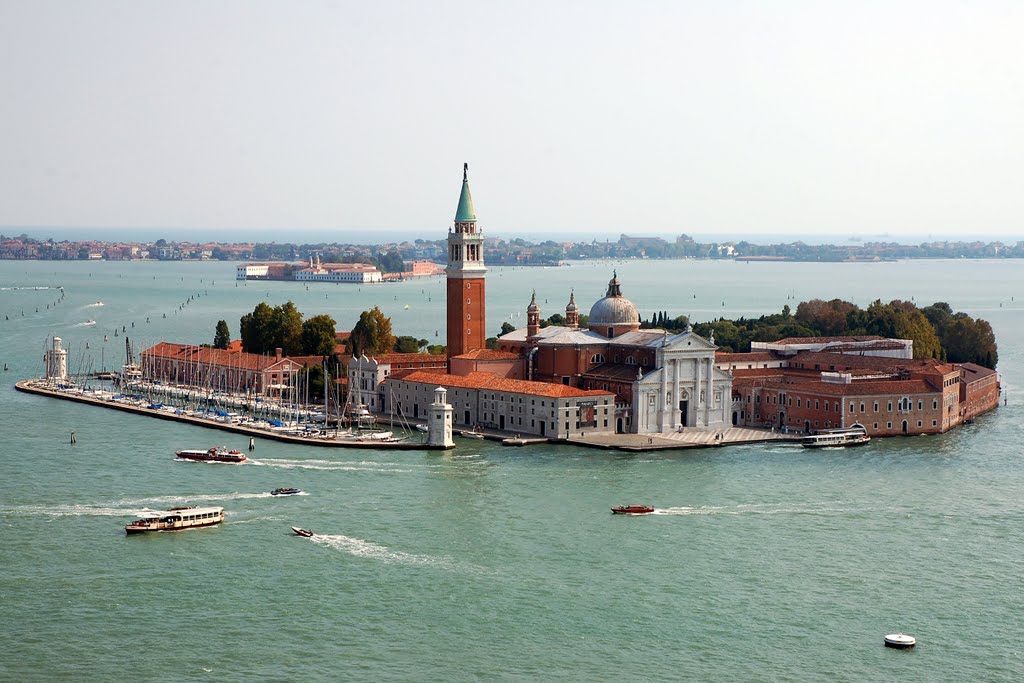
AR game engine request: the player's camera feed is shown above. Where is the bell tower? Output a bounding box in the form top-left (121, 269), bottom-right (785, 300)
top-left (446, 163), bottom-right (487, 359)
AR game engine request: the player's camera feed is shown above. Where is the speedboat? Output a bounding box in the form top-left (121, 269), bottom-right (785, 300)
top-left (415, 424), bottom-right (429, 433)
top-left (271, 487), bottom-right (302, 496)
top-left (611, 505), bottom-right (655, 515)
top-left (291, 527), bottom-right (314, 538)
top-left (461, 428), bottom-right (485, 439)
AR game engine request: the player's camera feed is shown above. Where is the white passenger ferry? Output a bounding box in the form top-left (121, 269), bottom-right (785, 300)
top-left (801, 426), bottom-right (870, 449)
top-left (124, 506), bottom-right (225, 534)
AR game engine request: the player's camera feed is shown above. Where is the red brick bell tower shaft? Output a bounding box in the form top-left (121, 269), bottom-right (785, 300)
top-left (446, 163), bottom-right (487, 359)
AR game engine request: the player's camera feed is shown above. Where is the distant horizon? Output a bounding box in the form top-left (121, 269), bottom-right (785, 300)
top-left (3, 225), bottom-right (1022, 248)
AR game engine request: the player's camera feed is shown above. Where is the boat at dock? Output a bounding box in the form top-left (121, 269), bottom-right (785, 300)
top-left (461, 428), bottom-right (485, 439)
top-left (611, 505), bottom-right (655, 515)
top-left (175, 446), bottom-right (248, 463)
top-left (271, 487), bottom-right (302, 496)
top-left (291, 527), bottom-right (314, 538)
top-left (801, 426), bottom-right (870, 449)
top-left (125, 506), bottom-right (224, 534)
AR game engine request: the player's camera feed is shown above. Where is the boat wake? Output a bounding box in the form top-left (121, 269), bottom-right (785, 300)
top-left (1, 504), bottom-right (153, 518)
top-left (249, 458), bottom-right (415, 473)
top-left (655, 502), bottom-right (854, 517)
top-left (86, 301), bottom-right (104, 307)
top-left (310, 533), bottom-right (470, 571)
top-left (116, 492), bottom-right (273, 505)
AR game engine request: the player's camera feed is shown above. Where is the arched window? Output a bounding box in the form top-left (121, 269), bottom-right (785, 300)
top-left (590, 353), bottom-right (605, 363)
top-left (625, 356), bottom-right (636, 365)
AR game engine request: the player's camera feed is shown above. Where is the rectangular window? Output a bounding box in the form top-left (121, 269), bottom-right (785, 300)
top-left (887, 422), bottom-right (892, 428)
top-left (873, 402), bottom-right (879, 412)
top-left (888, 401), bottom-right (893, 411)
top-left (849, 403), bottom-right (854, 413)
top-left (918, 400), bottom-right (923, 411)
top-left (917, 420), bottom-right (923, 428)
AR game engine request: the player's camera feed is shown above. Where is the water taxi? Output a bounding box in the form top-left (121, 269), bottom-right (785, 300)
top-left (125, 506), bottom-right (224, 534)
top-left (801, 427), bottom-right (870, 449)
top-left (175, 447), bottom-right (248, 463)
top-left (292, 527), bottom-right (314, 538)
top-left (460, 428), bottom-right (485, 439)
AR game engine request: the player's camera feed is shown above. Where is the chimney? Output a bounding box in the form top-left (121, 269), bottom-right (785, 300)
top-left (275, 347), bottom-right (283, 360)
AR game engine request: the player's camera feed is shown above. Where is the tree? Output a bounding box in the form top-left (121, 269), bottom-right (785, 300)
top-left (427, 344), bottom-right (446, 355)
top-left (301, 314), bottom-right (337, 356)
top-left (499, 322), bottom-right (515, 336)
top-left (271, 301), bottom-right (304, 356)
top-left (240, 302), bottom-right (275, 354)
top-left (394, 336), bottom-right (421, 353)
top-left (350, 306), bottom-right (396, 357)
top-left (213, 320), bottom-right (231, 349)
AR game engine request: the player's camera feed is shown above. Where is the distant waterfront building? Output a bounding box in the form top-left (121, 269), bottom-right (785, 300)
top-left (294, 256), bottom-right (383, 283)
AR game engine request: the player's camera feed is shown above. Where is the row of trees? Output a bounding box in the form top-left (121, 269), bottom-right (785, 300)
top-left (686, 299), bottom-right (997, 369)
top-left (231, 301), bottom-right (338, 357)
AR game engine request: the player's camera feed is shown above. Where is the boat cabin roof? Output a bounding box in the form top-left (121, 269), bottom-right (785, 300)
top-left (153, 506), bottom-right (224, 516)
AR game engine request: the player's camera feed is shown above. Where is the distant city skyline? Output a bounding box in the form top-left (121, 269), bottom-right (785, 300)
top-left (2, 1), bottom-right (1022, 237)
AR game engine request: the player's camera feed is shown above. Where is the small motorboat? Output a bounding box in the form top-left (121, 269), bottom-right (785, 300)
top-left (461, 428), bottom-right (485, 439)
top-left (272, 487), bottom-right (302, 496)
top-left (415, 424), bottom-right (429, 433)
top-left (611, 505), bottom-right (655, 515)
top-left (291, 527), bottom-right (314, 538)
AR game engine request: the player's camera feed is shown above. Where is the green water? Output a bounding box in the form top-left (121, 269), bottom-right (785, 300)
top-left (1, 259), bottom-right (1022, 681)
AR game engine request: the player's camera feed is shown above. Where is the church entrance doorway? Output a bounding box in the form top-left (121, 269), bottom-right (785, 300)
top-left (679, 400), bottom-right (688, 427)
top-left (732, 411), bottom-right (738, 426)
top-left (540, 422), bottom-right (546, 436)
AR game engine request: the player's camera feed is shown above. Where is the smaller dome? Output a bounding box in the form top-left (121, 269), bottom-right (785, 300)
top-left (565, 290), bottom-right (577, 312)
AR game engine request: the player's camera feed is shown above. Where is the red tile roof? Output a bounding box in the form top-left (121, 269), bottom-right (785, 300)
top-left (364, 353), bottom-right (448, 366)
top-left (450, 349), bottom-right (521, 361)
top-left (388, 370), bottom-right (613, 399)
top-left (141, 342), bottom-right (300, 371)
top-left (716, 352), bottom-right (779, 363)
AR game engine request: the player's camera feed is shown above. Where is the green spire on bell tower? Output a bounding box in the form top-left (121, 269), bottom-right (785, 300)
top-left (455, 162), bottom-right (477, 222)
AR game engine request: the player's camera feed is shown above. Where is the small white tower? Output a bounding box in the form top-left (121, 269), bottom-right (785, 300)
top-left (45, 336), bottom-right (68, 382)
top-left (428, 386), bottom-right (455, 448)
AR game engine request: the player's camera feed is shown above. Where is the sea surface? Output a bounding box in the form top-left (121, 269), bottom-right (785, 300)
top-left (1, 258), bottom-right (1022, 682)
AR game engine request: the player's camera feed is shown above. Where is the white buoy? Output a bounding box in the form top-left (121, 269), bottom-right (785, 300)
top-left (884, 633), bottom-right (916, 649)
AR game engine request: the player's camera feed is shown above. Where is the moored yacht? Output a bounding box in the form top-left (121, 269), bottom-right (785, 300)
top-left (125, 506), bottom-right (224, 534)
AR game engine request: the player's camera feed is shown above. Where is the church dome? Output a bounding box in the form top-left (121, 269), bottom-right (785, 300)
top-left (588, 272), bottom-right (641, 336)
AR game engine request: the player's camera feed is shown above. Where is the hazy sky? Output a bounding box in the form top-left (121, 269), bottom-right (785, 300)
top-left (2, 1), bottom-right (1022, 238)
